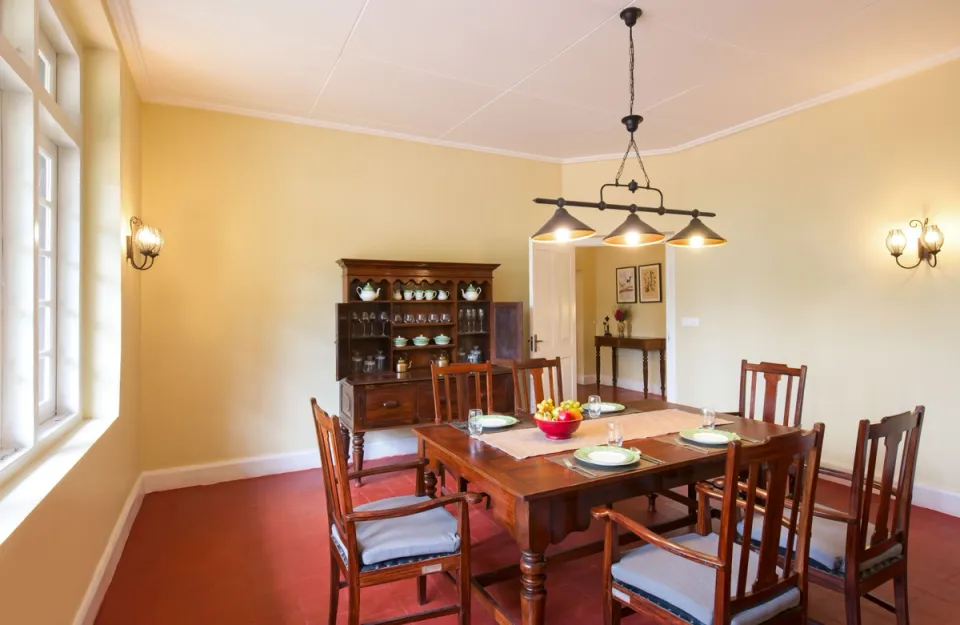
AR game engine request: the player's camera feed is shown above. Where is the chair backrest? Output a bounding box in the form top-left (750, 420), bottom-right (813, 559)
top-left (311, 399), bottom-right (353, 539)
top-left (716, 424), bottom-right (824, 622)
top-left (848, 406), bottom-right (924, 567)
top-left (510, 357), bottom-right (563, 413)
top-left (430, 361), bottom-right (494, 423)
top-left (738, 360), bottom-right (808, 427)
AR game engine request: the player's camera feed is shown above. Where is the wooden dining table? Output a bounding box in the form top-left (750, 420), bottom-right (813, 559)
top-left (412, 398), bottom-right (799, 625)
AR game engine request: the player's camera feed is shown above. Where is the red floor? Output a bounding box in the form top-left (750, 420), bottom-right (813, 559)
top-left (95, 387), bottom-right (960, 624)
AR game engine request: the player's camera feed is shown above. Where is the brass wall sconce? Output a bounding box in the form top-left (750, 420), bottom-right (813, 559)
top-left (885, 218), bottom-right (944, 269)
top-left (126, 216), bottom-right (164, 271)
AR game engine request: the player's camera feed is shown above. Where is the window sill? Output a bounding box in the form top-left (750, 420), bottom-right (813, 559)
top-left (0, 412), bottom-right (82, 484)
top-left (0, 415), bottom-right (114, 548)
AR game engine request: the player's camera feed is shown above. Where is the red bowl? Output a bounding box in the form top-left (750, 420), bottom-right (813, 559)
top-left (534, 417), bottom-right (582, 440)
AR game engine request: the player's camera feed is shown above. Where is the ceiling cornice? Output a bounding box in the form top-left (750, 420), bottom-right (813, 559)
top-left (106, 0), bottom-right (151, 98)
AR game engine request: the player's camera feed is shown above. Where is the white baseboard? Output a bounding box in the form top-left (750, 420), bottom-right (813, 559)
top-left (912, 484), bottom-right (960, 517)
top-left (577, 374), bottom-right (662, 395)
top-left (73, 474), bottom-right (144, 625)
top-left (578, 374), bottom-right (597, 385)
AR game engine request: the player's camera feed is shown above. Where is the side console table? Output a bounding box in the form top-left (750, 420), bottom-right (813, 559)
top-left (594, 335), bottom-right (666, 400)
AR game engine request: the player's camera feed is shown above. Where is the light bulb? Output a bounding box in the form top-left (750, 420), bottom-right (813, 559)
top-left (625, 231), bottom-right (640, 245)
top-left (554, 228), bottom-right (571, 242)
top-left (688, 235), bottom-right (704, 248)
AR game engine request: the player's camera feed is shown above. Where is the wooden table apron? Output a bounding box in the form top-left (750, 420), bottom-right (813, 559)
top-left (594, 335), bottom-right (666, 399)
top-left (412, 399), bottom-right (798, 625)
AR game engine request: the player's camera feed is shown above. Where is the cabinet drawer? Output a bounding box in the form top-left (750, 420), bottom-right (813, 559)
top-left (363, 384), bottom-right (418, 427)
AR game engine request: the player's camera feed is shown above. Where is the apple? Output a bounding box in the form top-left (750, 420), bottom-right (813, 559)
top-left (557, 408), bottom-right (581, 422)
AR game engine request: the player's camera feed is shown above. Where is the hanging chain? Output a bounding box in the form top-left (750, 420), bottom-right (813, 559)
top-left (614, 23), bottom-right (651, 188)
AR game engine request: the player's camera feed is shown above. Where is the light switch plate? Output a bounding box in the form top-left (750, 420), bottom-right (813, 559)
top-left (681, 317), bottom-right (700, 327)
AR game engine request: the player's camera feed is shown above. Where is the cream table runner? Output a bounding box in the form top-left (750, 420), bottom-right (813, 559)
top-left (476, 409), bottom-right (732, 460)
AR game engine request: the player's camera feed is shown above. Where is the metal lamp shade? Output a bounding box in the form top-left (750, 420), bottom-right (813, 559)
top-left (530, 207), bottom-right (596, 242)
top-left (666, 217), bottom-right (727, 247)
top-left (602, 213), bottom-right (664, 247)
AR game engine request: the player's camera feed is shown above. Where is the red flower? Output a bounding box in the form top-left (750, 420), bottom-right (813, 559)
top-left (614, 309), bottom-right (625, 321)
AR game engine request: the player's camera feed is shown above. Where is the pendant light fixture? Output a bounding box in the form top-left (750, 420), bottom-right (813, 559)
top-left (530, 7), bottom-right (726, 248)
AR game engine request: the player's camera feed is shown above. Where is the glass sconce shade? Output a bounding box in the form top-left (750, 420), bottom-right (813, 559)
top-left (602, 212), bottom-right (664, 246)
top-left (885, 229), bottom-right (907, 256)
top-left (531, 207), bottom-right (596, 242)
top-left (666, 217), bottom-right (727, 247)
top-left (921, 225), bottom-right (944, 253)
top-left (135, 224), bottom-right (165, 257)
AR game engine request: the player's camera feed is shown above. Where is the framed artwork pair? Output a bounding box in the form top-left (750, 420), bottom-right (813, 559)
top-left (616, 263), bottom-right (662, 304)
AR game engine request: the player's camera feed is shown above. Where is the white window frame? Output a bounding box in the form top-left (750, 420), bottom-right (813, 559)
top-left (37, 137), bottom-right (58, 424)
top-left (38, 29), bottom-right (57, 99)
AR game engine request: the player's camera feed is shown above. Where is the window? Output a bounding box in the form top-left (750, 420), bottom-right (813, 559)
top-left (37, 139), bottom-right (58, 423)
top-left (38, 30), bottom-right (57, 98)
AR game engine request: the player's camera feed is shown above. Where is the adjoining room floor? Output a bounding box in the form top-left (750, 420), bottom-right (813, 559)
top-left (96, 392), bottom-right (960, 624)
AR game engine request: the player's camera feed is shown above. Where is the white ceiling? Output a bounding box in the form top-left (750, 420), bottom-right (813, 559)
top-left (110, 0), bottom-right (960, 162)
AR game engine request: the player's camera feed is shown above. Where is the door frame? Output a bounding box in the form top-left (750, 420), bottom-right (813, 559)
top-left (527, 240), bottom-right (578, 396)
top-left (528, 237), bottom-right (678, 400)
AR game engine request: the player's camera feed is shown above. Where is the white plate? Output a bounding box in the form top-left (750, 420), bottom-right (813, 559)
top-left (477, 415), bottom-right (518, 429)
top-left (573, 445), bottom-right (640, 467)
top-left (678, 429), bottom-right (740, 445)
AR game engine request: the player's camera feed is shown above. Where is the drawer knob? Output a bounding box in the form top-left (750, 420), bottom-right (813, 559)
top-left (381, 401), bottom-right (400, 409)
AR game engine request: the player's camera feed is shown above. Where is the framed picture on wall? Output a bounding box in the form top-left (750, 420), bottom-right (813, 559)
top-left (638, 263), bottom-right (662, 303)
top-left (616, 266), bottom-right (637, 303)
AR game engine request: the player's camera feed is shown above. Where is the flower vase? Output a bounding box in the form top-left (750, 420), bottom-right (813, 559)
top-left (617, 321), bottom-right (625, 338)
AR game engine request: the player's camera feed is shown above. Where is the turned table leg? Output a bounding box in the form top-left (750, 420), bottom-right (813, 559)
top-left (339, 425), bottom-right (351, 464)
top-left (659, 349), bottom-right (666, 400)
top-left (611, 347), bottom-right (618, 401)
top-left (595, 345), bottom-right (601, 396)
top-left (352, 432), bottom-right (365, 486)
top-left (642, 349), bottom-right (650, 398)
top-left (520, 550), bottom-right (547, 625)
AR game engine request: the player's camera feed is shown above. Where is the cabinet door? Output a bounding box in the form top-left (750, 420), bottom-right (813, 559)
top-left (336, 304), bottom-right (351, 380)
top-left (491, 301), bottom-right (523, 363)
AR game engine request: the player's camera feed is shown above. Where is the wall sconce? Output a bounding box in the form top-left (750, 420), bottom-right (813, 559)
top-left (885, 218), bottom-right (944, 269)
top-left (126, 216), bottom-right (164, 271)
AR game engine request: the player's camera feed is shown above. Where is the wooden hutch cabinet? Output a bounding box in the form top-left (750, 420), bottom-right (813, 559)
top-left (335, 259), bottom-right (522, 475)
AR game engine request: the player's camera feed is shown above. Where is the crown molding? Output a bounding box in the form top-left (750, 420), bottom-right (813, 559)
top-left (105, 0), bottom-right (151, 97)
top-left (146, 94), bottom-right (565, 163)
top-left (561, 46), bottom-right (960, 164)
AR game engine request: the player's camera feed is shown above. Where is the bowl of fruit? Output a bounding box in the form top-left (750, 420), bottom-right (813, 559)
top-left (534, 399), bottom-right (583, 440)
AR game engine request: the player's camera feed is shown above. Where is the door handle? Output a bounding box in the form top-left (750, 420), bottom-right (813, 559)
top-left (530, 334), bottom-right (544, 352)
top-left (381, 401), bottom-right (400, 409)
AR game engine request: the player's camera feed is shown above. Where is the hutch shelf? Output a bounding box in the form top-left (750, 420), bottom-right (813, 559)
top-left (335, 259), bottom-right (522, 478)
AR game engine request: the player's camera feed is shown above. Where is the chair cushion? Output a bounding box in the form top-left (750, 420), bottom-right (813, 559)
top-left (611, 533), bottom-right (801, 625)
top-left (331, 495), bottom-right (460, 570)
top-left (736, 507), bottom-right (903, 574)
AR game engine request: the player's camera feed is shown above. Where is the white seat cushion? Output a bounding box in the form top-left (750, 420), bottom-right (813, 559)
top-left (736, 508), bottom-right (902, 574)
top-left (331, 495), bottom-right (460, 568)
top-left (611, 533), bottom-right (801, 625)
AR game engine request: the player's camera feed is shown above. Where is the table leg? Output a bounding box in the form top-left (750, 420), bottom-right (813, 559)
top-left (642, 349), bottom-right (650, 398)
top-left (659, 349), bottom-right (666, 400)
top-left (612, 347), bottom-right (618, 401)
top-left (339, 425), bottom-right (351, 464)
top-left (520, 550), bottom-right (547, 625)
top-left (595, 345), bottom-right (601, 396)
top-left (352, 432), bottom-right (365, 486)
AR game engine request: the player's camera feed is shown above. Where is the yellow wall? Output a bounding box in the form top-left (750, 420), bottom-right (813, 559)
top-left (575, 245), bottom-right (666, 389)
top-left (138, 104), bottom-right (560, 469)
top-left (0, 52), bottom-right (143, 624)
top-left (563, 59), bottom-right (960, 490)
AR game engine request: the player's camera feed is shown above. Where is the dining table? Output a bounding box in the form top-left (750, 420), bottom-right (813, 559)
top-left (412, 398), bottom-right (799, 625)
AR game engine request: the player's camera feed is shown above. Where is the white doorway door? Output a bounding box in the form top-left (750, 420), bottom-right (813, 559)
top-left (529, 242), bottom-right (577, 400)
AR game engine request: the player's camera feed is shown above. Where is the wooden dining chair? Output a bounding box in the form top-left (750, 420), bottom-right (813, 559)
top-left (430, 361), bottom-right (494, 423)
top-left (311, 399), bottom-right (484, 625)
top-left (773, 407), bottom-right (921, 625)
top-left (510, 357), bottom-right (563, 413)
top-left (595, 423), bottom-right (825, 625)
top-left (736, 360), bottom-right (808, 426)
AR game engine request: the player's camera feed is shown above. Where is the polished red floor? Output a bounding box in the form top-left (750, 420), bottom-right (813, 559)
top-left (96, 387), bottom-right (960, 624)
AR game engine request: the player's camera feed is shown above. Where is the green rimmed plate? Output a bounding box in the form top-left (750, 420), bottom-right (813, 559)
top-left (573, 445), bottom-right (640, 467)
top-left (678, 428), bottom-right (741, 446)
top-left (598, 402), bottom-right (626, 414)
top-left (476, 414), bottom-right (518, 429)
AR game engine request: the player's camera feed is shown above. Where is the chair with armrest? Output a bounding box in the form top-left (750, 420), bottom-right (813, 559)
top-left (510, 357), bottom-right (564, 413)
top-left (311, 399), bottom-right (484, 625)
top-left (721, 407), bottom-right (924, 625)
top-left (595, 423), bottom-right (825, 625)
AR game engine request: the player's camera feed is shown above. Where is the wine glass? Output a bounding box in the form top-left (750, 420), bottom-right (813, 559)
top-left (360, 312), bottom-right (369, 336)
top-left (380, 311), bottom-right (390, 335)
top-left (458, 307), bottom-right (464, 329)
top-left (701, 407), bottom-right (716, 430)
top-left (352, 312), bottom-right (360, 336)
top-left (607, 421), bottom-right (624, 447)
top-left (478, 308), bottom-right (484, 332)
top-left (466, 309), bottom-right (475, 333)
top-left (587, 395), bottom-right (602, 419)
top-left (467, 409), bottom-right (484, 436)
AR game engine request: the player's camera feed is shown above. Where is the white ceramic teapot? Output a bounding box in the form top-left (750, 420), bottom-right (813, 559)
top-left (461, 284), bottom-right (482, 301)
top-left (356, 282), bottom-right (380, 301)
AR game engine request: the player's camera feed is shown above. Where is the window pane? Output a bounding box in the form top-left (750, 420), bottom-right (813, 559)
top-left (38, 204), bottom-right (52, 251)
top-left (38, 152), bottom-right (52, 202)
top-left (39, 356), bottom-right (52, 403)
top-left (38, 305), bottom-right (52, 353)
top-left (38, 254), bottom-right (52, 302)
top-left (37, 53), bottom-right (50, 91)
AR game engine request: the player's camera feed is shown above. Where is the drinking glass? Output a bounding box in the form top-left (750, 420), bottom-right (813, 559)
top-left (429, 313), bottom-right (439, 323)
top-left (587, 395), bottom-right (602, 419)
top-left (394, 313), bottom-right (402, 323)
top-left (478, 309), bottom-right (484, 332)
top-left (352, 312), bottom-right (360, 335)
top-left (360, 312), bottom-right (369, 336)
top-left (607, 421), bottom-right (624, 447)
top-left (467, 309), bottom-right (475, 333)
top-left (467, 409), bottom-right (484, 436)
top-left (380, 312), bottom-right (390, 335)
top-left (417, 313), bottom-right (427, 323)
top-left (404, 313), bottom-right (414, 324)
top-left (701, 407), bottom-right (716, 430)
top-left (441, 313), bottom-right (451, 323)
